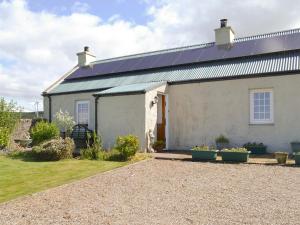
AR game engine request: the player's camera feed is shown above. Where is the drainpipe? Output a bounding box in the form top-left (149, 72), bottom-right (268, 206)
top-left (42, 92), bottom-right (52, 122)
top-left (94, 95), bottom-right (99, 134)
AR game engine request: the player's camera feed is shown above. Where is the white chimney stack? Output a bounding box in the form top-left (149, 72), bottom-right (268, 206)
top-left (77, 46), bottom-right (96, 67)
top-left (214, 19), bottom-right (235, 46)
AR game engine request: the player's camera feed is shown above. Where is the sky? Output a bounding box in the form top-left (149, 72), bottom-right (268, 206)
top-left (1, 0), bottom-right (300, 111)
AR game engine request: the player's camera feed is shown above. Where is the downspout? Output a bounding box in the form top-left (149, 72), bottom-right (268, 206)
top-left (94, 95), bottom-right (99, 134)
top-left (42, 92), bottom-right (52, 122)
top-left (48, 95), bottom-right (52, 122)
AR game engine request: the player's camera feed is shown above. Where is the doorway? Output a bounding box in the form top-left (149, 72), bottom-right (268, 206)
top-left (157, 94), bottom-right (166, 147)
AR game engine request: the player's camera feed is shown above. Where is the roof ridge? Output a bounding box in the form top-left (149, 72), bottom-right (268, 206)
top-left (91, 27), bottom-right (300, 65)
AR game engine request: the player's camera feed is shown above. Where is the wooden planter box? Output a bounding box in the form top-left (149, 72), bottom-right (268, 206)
top-left (192, 150), bottom-right (218, 161)
top-left (245, 146), bottom-right (267, 154)
top-left (294, 154), bottom-right (300, 165)
top-left (290, 142), bottom-right (300, 153)
top-left (220, 151), bottom-right (250, 162)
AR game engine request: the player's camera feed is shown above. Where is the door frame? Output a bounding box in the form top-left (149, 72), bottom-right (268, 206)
top-left (157, 93), bottom-right (169, 150)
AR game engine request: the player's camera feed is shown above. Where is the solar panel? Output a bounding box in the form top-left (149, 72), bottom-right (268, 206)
top-left (173, 48), bottom-right (204, 65)
top-left (284, 33), bottom-right (300, 51)
top-left (252, 36), bottom-right (285, 56)
top-left (66, 32), bottom-right (300, 80)
top-left (151, 51), bottom-right (181, 68)
top-left (112, 57), bottom-right (142, 74)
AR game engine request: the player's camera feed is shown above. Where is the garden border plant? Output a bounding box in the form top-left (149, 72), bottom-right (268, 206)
top-left (243, 142), bottom-right (267, 154)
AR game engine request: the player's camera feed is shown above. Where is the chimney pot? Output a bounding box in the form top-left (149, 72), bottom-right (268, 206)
top-left (84, 46), bottom-right (89, 52)
top-left (220, 19), bottom-right (227, 28)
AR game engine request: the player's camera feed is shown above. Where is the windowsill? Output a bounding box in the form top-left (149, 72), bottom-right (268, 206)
top-left (249, 123), bottom-right (275, 126)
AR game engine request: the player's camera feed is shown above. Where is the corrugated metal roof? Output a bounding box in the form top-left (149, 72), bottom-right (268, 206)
top-left (49, 51), bottom-right (300, 94)
top-left (95, 81), bottom-right (166, 96)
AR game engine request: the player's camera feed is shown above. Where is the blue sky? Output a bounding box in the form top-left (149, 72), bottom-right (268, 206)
top-left (0, 0), bottom-right (300, 112)
top-left (27, 0), bottom-right (150, 24)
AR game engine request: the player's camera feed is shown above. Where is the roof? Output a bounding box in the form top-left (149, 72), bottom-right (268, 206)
top-left (65, 28), bottom-right (300, 80)
top-left (49, 51), bottom-right (300, 94)
top-left (47, 28), bottom-right (300, 95)
top-left (95, 81), bottom-right (166, 96)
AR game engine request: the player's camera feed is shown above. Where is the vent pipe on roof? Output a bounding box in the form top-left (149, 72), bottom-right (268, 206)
top-left (215, 19), bottom-right (235, 46)
top-left (77, 46), bottom-right (96, 67)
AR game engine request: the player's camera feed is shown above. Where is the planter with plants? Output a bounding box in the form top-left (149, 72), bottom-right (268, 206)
top-left (191, 145), bottom-right (218, 161)
top-left (152, 140), bottom-right (165, 152)
top-left (290, 142), bottom-right (300, 153)
top-left (243, 142), bottom-right (267, 154)
top-left (274, 152), bottom-right (289, 164)
top-left (220, 148), bottom-right (251, 162)
top-left (294, 152), bottom-right (300, 166)
top-left (215, 135), bottom-right (229, 150)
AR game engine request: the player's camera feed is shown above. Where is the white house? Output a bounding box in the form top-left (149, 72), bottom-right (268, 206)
top-left (43, 19), bottom-right (300, 153)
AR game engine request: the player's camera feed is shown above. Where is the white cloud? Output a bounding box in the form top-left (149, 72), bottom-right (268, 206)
top-left (1, 0), bottom-right (300, 110)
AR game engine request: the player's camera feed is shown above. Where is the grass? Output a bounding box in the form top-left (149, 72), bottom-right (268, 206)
top-left (0, 153), bottom-right (149, 203)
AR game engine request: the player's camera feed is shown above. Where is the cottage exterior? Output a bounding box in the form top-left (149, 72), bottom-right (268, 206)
top-left (43, 20), bottom-right (300, 153)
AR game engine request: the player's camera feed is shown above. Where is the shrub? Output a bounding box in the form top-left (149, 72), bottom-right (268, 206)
top-left (223, 147), bottom-right (248, 153)
top-left (215, 134), bottom-right (229, 143)
top-left (152, 140), bottom-right (165, 151)
top-left (0, 127), bottom-right (9, 149)
top-left (243, 142), bottom-right (266, 148)
top-left (115, 135), bottom-right (139, 160)
top-left (0, 98), bottom-right (21, 148)
top-left (101, 149), bottom-right (124, 161)
top-left (80, 132), bottom-right (103, 160)
top-left (53, 110), bottom-right (75, 136)
top-left (30, 121), bottom-right (60, 145)
top-left (32, 137), bottom-right (74, 161)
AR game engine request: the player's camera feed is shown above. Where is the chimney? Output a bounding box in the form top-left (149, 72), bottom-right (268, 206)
top-left (77, 46), bottom-right (96, 67)
top-left (214, 19), bottom-right (235, 46)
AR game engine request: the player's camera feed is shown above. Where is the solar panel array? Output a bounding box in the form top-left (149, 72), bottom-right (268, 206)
top-left (66, 32), bottom-right (300, 80)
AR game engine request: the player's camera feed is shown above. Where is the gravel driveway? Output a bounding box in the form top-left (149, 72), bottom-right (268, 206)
top-left (1, 156), bottom-right (300, 225)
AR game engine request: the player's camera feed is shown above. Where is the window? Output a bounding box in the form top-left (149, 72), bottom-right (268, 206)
top-left (76, 101), bottom-right (89, 126)
top-left (250, 89), bottom-right (274, 124)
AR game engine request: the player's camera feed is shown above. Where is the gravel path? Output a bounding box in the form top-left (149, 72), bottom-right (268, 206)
top-left (1, 158), bottom-right (300, 225)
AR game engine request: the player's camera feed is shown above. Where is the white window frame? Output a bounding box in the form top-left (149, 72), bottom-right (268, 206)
top-left (76, 100), bottom-right (90, 126)
top-left (250, 89), bottom-right (274, 124)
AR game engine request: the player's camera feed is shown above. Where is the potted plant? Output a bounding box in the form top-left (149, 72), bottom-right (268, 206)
top-left (152, 140), bottom-right (165, 152)
top-left (274, 152), bottom-right (289, 164)
top-left (243, 142), bottom-right (267, 154)
top-left (191, 145), bottom-right (218, 161)
top-left (220, 148), bottom-right (251, 162)
top-left (215, 135), bottom-right (230, 150)
top-left (290, 142), bottom-right (300, 153)
top-left (294, 152), bottom-right (300, 166)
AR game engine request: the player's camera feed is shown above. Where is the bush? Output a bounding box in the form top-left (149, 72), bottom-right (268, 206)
top-left (215, 134), bottom-right (229, 143)
top-left (115, 135), bottom-right (139, 160)
top-left (53, 110), bottom-right (75, 135)
top-left (32, 137), bottom-right (74, 161)
top-left (80, 132), bottom-right (103, 160)
top-left (100, 149), bottom-right (124, 161)
top-left (152, 140), bottom-right (165, 151)
top-left (30, 121), bottom-right (60, 145)
top-left (0, 127), bottom-right (9, 149)
top-left (243, 142), bottom-right (266, 148)
top-left (0, 98), bottom-right (21, 148)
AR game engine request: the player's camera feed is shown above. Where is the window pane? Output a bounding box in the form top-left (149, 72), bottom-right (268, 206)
top-left (265, 92), bottom-right (270, 99)
top-left (254, 113), bottom-right (259, 120)
top-left (265, 113), bottom-right (270, 119)
top-left (254, 93), bottom-right (260, 100)
top-left (265, 106), bottom-right (270, 113)
top-left (254, 106), bottom-right (260, 113)
top-left (259, 93), bottom-right (264, 99)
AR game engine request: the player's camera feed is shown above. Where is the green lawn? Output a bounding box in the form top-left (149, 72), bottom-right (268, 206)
top-left (0, 154), bottom-right (145, 203)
